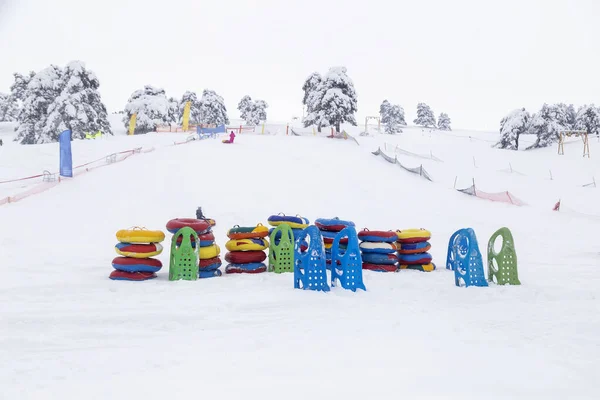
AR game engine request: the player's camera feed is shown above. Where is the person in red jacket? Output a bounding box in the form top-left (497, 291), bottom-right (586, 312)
top-left (223, 130), bottom-right (236, 144)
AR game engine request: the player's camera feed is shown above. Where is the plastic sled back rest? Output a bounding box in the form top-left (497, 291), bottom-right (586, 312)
top-left (487, 227), bottom-right (520, 285)
top-left (447, 228), bottom-right (488, 287)
top-left (331, 226), bottom-right (366, 292)
top-left (269, 223), bottom-right (295, 273)
top-left (294, 225), bottom-right (330, 292)
top-left (170, 226), bottom-right (199, 281)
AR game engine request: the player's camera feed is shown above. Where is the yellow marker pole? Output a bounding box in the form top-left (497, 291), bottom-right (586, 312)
top-left (128, 113), bottom-right (137, 135)
top-left (182, 101), bottom-right (191, 132)
top-left (261, 124), bottom-right (265, 134)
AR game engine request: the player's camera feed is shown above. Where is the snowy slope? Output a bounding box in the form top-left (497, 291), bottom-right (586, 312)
top-left (1, 125), bottom-right (599, 399)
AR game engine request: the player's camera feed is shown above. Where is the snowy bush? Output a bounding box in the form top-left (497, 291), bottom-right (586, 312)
top-left (302, 66), bottom-right (358, 133)
top-left (122, 85), bottom-right (173, 134)
top-left (413, 103), bottom-right (436, 127)
top-left (238, 95), bottom-right (268, 125)
top-left (13, 62), bottom-right (111, 144)
top-left (575, 104), bottom-right (600, 136)
top-left (495, 108), bottom-right (530, 150)
top-left (198, 89), bottom-right (229, 126)
top-left (178, 91), bottom-right (200, 125)
top-left (437, 113), bottom-right (451, 131)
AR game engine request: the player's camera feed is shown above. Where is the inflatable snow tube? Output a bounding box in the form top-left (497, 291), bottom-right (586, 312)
top-left (175, 231), bottom-right (215, 248)
top-left (398, 241), bottom-right (431, 254)
top-left (361, 252), bottom-right (398, 265)
top-left (358, 229), bottom-right (397, 243)
top-left (398, 252), bottom-right (433, 265)
top-left (320, 229), bottom-right (349, 245)
top-left (315, 217), bottom-right (355, 232)
top-left (267, 214), bottom-right (310, 229)
top-left (225, 251), bottom-right (267, 264)
top-left (400, 263), bottom-right (436, 272)
top-left (396, 228), bottom-right (431, 244)
top-left (225, 263), bottom-right (267, 274)
top-left (116, 228), bottom-right (165, 244)
top-left (109, 270), bottom-right (157, 281)
top-left (198, 256), bottom-right (222, 271)
top-left (359, 241), bottom-right (397, 254)
top-left (227, 224), bottom-right (269, 239)
top-left (199, 269), bottom-right (222, 278)
top-left (268, 227), bottom-right (305, 239)
top-left (225, 238), bottom-right (269, 252)
top-left (199, 244), bottom-right (221, 260)
top-left (112, 256), bottom-right (163, 273)
top-left (362, 263), bottom-right (398, 272)
top-left (166, 218), bottom-right (212, 235)
top-left (114, 242), bottom-right (163, 258)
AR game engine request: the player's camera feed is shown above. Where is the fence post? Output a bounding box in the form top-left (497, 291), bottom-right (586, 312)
top-left (549, 169), bottom-right (553, 180)
top-left (473, 156), bottom-right (477, 168)
top-left (286, 124), bottom-right (289, 135)
top-left (509, 163), bottom-right (513, 173)
top-left (261, 124), bottom-right (265, 134)
top-left (453, 176), bottom-right (457, 188)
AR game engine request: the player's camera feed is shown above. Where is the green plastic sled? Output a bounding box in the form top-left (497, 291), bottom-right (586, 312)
top-left (487, 227), bottom-right (520, 285)
top-left (169, 226), bottom-right (199, 281)
top-left (268, 223), bottom-right (295, 273)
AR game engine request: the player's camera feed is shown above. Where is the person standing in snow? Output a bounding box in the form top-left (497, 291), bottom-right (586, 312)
top-left (229, 130), bottom-right (235, 143)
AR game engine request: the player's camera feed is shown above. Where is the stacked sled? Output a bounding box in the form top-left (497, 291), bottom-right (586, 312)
top-left (225, 224), bottom-right (269, 274)
top-left (110, 228), bottom-right (165, 281)
top-left (357, 229), bottom-right (399, 272)
top-left (267, 213), bottom-right (310, 248)
top-left (396, 228), bottom-right (435, 271)
top-left (167, 218), bottom-right (222, 279)
top-left (315, 217), bottom-right (355, 268)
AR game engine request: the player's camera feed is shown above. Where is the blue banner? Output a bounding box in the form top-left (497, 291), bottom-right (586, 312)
top-left (59, 130), bottom-right (73, 177)
top-left (197, 125), bottom-right (226, 134)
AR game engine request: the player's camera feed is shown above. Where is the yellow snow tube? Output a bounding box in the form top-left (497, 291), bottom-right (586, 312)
top-left (199, 244), bottom-right (221, 260)
top-left (395, 228), bottom-right (431, 243)
top-left (225, 238), bottom-right (269, 251)
top-left (116, 227), bottom-right (165, 244)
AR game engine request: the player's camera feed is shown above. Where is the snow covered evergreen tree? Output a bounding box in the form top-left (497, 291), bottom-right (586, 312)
top-left (301, 72), bottom-right (325, 131)
top-left (238, 95), bottom-right (253, 121)
top-left (383, 104), bottom-right (404, 134)
top-left (437, 112), bottom-right (451, 131)
top-left (14, 65), bottom-right (64, 144)
top-left (314, 66), bottom-right (358, 133)
top-left (556, 103), bottom-right (577, 130)
top-left (527, 104), bottom-right (566, 149)
top-left (413, 103), bottom-right (436, 127)
top-left (0, 93), bottom-right (19, 121)
top-left (380, 99), bottom-right (405, 127)
top-left (379, 100), bottom-right (391, 121)
top-left (178, 91), bottom-right (201, 124)
top-left (198, 89), bottom-right (229, 126)
top-left (10, 71), bottom-right (36, 102)
top-left (122, 85), bottom-right (172, 134)
top-left (575, 104), bottom-right (600, 136)
top-left (495, 108), bottom-right (530, 150)
top-left (168, 97), bottom-right (179, 125)
top-left (237, 95), bottom-right (268, 125)
top-left (42, 61), bottom-right (112, 141)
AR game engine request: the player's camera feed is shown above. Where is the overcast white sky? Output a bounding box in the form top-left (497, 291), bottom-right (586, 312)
top-left (0, 0), bottom-right (599, 131)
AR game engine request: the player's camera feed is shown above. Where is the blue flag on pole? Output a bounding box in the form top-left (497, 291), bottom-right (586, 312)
top-left (59, 130), bottom-right (73, 177)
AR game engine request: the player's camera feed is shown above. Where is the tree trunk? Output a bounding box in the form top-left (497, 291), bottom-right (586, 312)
top-left (317, 123), bottom-right (321, 133)
top-left (336, 121), bottom-right (340, 133)
top-left (515, 133), bottom-right (519, 150)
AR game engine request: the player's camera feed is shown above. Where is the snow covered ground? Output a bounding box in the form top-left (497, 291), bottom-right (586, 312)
top-left (1, 121), bottom-right (599, 399)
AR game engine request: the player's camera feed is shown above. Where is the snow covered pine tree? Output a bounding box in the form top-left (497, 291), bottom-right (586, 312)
top-left (495, 108), bottom-right (530, 150)
top-left (527, 104), bottom-right (567, 149)
top-left (0, 92), bottom-right (19, 122)
top-left (301, 72), bottom-right (326, 132)
top-left (178, 91), bottom-right (201, 125)
top-left (437, 113), bottom-right (451, 131)
top-left (312, 66), bottom-right (358, 134)
top-left (575, 104), bottom-right (600, 136)
top-left (43, 61), bottom-right (112, 141)
top-left (238, 96), bottom-right (268, 126)
top-left (413, 103), bottom-right (436, 128)
top-left (122, 85), bottom-right (173, 134)
top-left (198, 89), bottom-right (229, 126)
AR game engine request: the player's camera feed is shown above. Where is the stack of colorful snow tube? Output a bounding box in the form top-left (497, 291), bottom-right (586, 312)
top-left (110, 227), bottom-right (165, 281)
top-left (167, 218), bottom-right (222, 278)
top-left (315, 217), bottom-right (355, 268)
top-left (267, 213), bottom-right (310, 248)
top-left (396, 228), bottom-right (435, 272)
top-left (224, 224), bottom-right (269, 274)
top-left (357, 229), bottom-right (399, 272)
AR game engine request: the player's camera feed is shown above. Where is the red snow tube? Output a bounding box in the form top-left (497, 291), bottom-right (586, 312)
top-left (322, 237), bottom-right (349, 245)
top-left (175, 231), bottom-right (215, 245)
top-left (109, 270), bottom-right (157, 281)
top-left (362, 263), bottom-right (398, 272)
top-left (224, 251), bottom-right (267, 264)
top-left (358, 229), bottom-right (398, 243)
top-left (166, 218), bottom-right (211, 234)
top-left (199, 256), bottom-right (222, 268)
